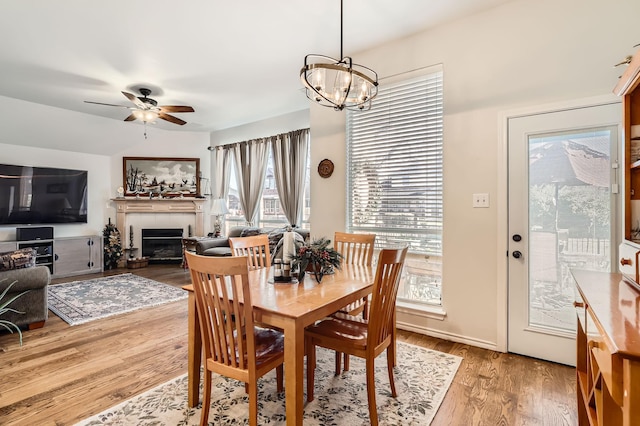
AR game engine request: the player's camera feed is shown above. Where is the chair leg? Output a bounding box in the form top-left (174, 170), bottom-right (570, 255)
top-left (248, 381), bottom-right (258, 426)
top-left (334, 351), bottom-right (342, 376)
top-left (386, 348), bottom-right (398, 397)
top-left (362, 297), bottom-right (369, 320)
top-left (343, 352), bottom-right (350, 371)
top-left (200, 371), bottom-right (212, 426)
top-left (365, 358), bottom-right (379, 426)
top-left (276, 364), bottom-right (284, 393)
top-left (307, 338), bottom-right (316, 402)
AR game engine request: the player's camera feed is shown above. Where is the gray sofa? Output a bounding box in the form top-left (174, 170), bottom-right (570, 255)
top-left (0, 266), bottom-right (50, 329)
top-left (196, 226), bottom-right (310, 258)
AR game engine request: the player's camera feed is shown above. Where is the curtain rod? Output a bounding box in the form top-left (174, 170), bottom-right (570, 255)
top-left (207, 127), bottom-right (309, 151)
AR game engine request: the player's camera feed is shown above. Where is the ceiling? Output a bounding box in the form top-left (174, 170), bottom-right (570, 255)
top-left (0, 0), bottom-right (512, 134)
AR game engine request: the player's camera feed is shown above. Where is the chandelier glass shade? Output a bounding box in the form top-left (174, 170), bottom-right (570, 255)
top-left (300, 0), bottom-right (378, 111)
top-left (301, 54), bottom-right (378, 111)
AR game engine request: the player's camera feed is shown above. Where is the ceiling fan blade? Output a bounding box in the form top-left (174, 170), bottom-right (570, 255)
top-left (84, 101), bottom-right (130, 108)
top-left (159, 105), bottom-right (195, 113)
top-left (122, 91), bottom-right (147, 109)
top-left (159, 113), bottom-right (187, 125)
top-left (124, 114), bottom-right (137, 122)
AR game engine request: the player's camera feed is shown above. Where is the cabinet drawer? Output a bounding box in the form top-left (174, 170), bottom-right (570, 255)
top-left (619, 242), bottom-right (640, 284)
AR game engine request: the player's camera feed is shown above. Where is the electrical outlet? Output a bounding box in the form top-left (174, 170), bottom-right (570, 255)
top-left (473, 193), bottom-right (489, 208)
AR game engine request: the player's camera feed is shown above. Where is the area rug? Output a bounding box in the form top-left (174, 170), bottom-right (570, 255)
top-left (76, 342), bottom-right (461, 426)
top-left (48, 273), bottom-right (187, 326)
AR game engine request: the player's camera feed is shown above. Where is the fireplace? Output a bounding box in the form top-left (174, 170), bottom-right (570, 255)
top-left (142, 228), bottom-right (183, 264)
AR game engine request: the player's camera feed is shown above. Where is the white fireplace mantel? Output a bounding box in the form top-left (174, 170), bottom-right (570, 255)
top-left (112, 198), bottom-right (206, 240)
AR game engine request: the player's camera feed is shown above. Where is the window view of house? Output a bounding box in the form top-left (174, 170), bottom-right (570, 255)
top-left (347, 67), bottom-right (444, 307)
top-left (528, 129), bottom-right (614, 331)
top-left (226, 148), bottom-right (311, 230)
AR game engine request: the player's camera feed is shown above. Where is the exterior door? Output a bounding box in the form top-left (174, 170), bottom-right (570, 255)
top-left (507, 102), bottom-right (619, 365)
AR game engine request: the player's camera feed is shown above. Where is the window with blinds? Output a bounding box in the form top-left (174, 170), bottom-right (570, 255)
top-left (346, 67), bottom-right (443, 257)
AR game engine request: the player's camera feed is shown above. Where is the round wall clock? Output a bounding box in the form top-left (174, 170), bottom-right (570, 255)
top-left (318, 159), bottom-right (334, 178)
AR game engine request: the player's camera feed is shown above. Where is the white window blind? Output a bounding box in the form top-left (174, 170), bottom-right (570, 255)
top-left (346, 68), bottom-right (443, 256)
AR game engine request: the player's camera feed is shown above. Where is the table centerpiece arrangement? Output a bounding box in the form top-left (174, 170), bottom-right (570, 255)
top-left (292, 237), bottom-right (342, 282)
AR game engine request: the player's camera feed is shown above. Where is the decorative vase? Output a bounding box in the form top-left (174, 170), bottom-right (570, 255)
top-left (307, 261), bottom-right (323, 283)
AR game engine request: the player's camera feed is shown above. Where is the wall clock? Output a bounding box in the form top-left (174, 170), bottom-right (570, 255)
top-left (318, 159), bottom-right (334, 178)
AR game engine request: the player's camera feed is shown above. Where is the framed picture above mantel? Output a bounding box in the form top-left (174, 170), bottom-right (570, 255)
top-left (123, 157), bottom-right (200, 197)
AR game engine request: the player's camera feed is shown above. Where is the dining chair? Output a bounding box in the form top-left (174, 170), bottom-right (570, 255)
top-left (333, 231), bottom-right (376, 371)
top-left (229, 234), bottom-right (272, 270)
top-left (334, 231), bottom-right (376, 317)
top-left (305, 246), bottom-right (408, 426)
top-left (185, 251), bottom-right (284, 426)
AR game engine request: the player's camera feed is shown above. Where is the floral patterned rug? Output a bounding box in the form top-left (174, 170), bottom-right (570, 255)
top-left (48, 273), bottom-right (187, 326)
top-left (76, 342), bottom-right (461, 426)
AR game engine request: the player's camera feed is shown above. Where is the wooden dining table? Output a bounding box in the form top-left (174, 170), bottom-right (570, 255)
top-left (182, 263), bottom-right (375, 426)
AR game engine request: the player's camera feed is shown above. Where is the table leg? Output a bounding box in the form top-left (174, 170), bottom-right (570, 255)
top-left (187, 291), bottom-right (202, 408)
top-left (283, 319), bottom-right (305, 426)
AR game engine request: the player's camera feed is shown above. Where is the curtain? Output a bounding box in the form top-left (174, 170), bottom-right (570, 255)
top-left (212, 146), bottom-right (231, 199)
top-left (231, 139), bottom-right (270, 225)
top-left (271, 129), bottom-right (310, 227)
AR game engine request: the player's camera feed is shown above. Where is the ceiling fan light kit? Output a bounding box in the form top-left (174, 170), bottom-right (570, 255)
top-left (84, 87), bottom-right (194, 126)
top-left (300, 0), bottom-right (378, 111)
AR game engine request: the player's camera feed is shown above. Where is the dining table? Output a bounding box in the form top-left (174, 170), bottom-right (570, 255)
top-left (182, 263), bottom-right (375, 426)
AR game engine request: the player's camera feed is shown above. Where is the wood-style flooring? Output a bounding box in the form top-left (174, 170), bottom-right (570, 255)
top-left (0, 265), bottom-right (576, 425)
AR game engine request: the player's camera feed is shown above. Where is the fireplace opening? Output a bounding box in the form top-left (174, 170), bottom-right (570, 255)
top-left (142, 228), bottom-right (183, 264)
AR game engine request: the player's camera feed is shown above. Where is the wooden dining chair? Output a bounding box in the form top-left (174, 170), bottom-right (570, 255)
top-left (334, 231), bottom-right (376, 317)
top-left (305, 246), bottom-right (408, 426)
top-left (185, 251), bottom-right (284, 426)
top-left (229, 234), bottom-right (272, 270)
top-left (333, 231), bottom-right (376, 371)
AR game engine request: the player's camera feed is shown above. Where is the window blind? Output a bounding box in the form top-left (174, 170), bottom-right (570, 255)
top-left (346, 69), bottom-right (443, 255)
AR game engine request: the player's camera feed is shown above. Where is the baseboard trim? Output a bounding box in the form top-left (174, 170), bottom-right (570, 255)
top-left (397, 321), bottom-right (500, 352)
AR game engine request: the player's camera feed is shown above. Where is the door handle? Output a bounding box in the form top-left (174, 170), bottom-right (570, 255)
top-left (512, 250), bottom-right (523, 259)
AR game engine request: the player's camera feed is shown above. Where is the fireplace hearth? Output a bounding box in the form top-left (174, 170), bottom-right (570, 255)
top-left (142, 228), bottom-right (183, 264)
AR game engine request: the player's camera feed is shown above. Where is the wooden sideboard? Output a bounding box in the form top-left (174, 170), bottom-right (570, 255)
top-left (572, 270), bottom-right (640, 425)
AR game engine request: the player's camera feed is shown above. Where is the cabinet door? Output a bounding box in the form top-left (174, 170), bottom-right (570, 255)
top-left (54, 238), bottom-right (92, 277)
top-left (89, 235), bottom-right (103, 272)
top-left (0, 242), bottom-right (17, 253)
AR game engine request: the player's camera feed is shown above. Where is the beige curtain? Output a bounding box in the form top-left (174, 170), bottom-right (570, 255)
top-left (231, 139), bottom-right (270, 225)
top-left (212, 146), bottom-right (231, 199)
top-left (271, 129), bottom-right (310, 227)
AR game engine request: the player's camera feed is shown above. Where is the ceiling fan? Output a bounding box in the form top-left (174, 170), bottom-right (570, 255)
top-left (84, 88), bottom-right (194, 125)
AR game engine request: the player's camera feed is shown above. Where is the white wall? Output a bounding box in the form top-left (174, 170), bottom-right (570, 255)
top-left (0, 95), bottom-right (211, 246)
top-left (210, 109), bottom-right (309, 146)
top-left (310, 0), bottom-right (640, 349)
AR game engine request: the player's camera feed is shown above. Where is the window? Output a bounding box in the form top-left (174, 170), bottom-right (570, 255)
top-left (346, 66), bottom-right (443, 307)
top-left (226, 146), bottom-right (311, 230)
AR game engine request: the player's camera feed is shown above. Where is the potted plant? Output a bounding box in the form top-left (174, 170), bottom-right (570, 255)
top-left (292, 237), bottom-right (342, 282)
top-left (0, 280), bottom-right (29, 345)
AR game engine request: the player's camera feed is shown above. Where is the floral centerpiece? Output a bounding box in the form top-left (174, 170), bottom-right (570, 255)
top-left (292, 237), bottom-right (342, 282)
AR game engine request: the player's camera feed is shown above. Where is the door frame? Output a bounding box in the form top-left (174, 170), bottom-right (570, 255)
top-left (496, 94), bottom-right (621, 353)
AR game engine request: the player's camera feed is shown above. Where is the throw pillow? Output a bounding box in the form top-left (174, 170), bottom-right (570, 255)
top-left (0, 248), bottom-right (37, 271)
top-left (240, 227), bottom-right (261, 237)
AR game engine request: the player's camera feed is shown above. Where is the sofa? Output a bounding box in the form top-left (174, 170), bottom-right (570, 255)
top-left (195, 226), bottom-right (310, 258)
top-left (0, 265), bottom-right (50, 329)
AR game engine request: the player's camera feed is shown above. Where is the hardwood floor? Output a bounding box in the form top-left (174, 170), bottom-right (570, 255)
top-left (0, 265), bottom-right (576, 425)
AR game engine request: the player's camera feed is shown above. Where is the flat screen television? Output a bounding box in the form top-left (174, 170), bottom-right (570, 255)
top-left (0, 163), bottom-right (88, 225)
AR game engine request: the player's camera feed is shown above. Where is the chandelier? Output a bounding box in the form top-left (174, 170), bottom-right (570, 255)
top-left (300, 0), bottom-right (378, 111)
